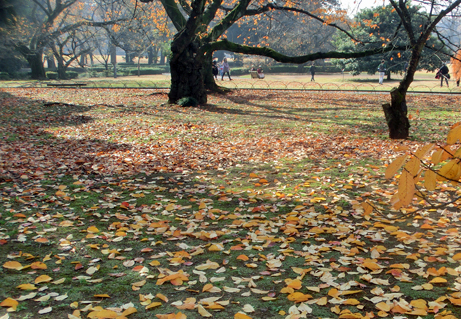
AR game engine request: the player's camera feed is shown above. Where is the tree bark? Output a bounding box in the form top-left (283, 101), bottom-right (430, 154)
top-left (46, 56), bottom-right (56, 69)
top-left (169, 41), bottom-right (207, 104)
top-left (28, 51), bottom-right (46, 79)
top-left (148, 47), bottom-right (154, 65)
top-left (382, 87), bottom-right (410, 139)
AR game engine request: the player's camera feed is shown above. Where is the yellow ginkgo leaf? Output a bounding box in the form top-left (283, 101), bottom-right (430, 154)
top-left (16, 284), bottom-right (37, 290)
top-left (376, 302), bottom-right (391, 312)
top-left (146, 302), bottom-right (162, 310)
top-left (0, 298), bottom-right (18, 310)
top-left (3, 261), bottom-right (23, 270)
top-left (121, 307), bottom-right (137, 316)
top-left (87, 226), bottom-right (100, 233)
top-left (35, 275), bottom-right (52, 284)
top-left (87, 309), bottom-right (119, 318)
top-left (235, 312), bottom-right (252, 319)
top-left (430, 277), bottom-right (447, 284)
top-left (197, 305), bottom-right (212, 317)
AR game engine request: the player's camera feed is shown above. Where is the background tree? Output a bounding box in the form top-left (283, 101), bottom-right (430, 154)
top-left (8, 0), bottom-right (123, 79)
top-left (381, 0), bottom-right (461, 139)
top-left (333, 4), bottom-right (447, 79)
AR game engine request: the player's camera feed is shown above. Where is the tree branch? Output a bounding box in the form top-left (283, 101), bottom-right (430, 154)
top-left (203, 39), bottom-right (407, 64)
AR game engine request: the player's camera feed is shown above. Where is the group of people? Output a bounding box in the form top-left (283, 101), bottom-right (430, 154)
top-left (249, 65), bottom-right (265, 78)
top-left (212, 57), bottom-right (460, 87)
top-left (212, 58), bottom-right (232, 81)
top-left (379, 59), bottom-right (460, 87)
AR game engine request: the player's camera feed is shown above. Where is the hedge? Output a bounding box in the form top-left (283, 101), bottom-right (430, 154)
top-left (67, 71), bottom-right (79, 79)
top-left (0, 72), bottom-right (10, 80)
top-left (46, 71), bottom-right (58, 79)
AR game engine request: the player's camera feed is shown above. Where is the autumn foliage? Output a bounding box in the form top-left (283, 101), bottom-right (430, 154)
top-left (1, 88), bottom-right (461, 319)
top-left (386, 122), bottom-right (461, 210)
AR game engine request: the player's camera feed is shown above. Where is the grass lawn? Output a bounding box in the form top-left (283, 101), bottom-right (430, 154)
top-left (1, 71), bottom-right (460, 93)
top-left (0, 87), bottom-right (461, 319)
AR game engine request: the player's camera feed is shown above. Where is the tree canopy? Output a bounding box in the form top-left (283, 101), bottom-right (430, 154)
top-left (333, 4), bottom-right (448, 78)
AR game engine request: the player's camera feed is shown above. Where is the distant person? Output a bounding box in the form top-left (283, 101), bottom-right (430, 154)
top-left (378, 60), bottom-right (386, 85)
top-left (250, 65), bottom-right (256, 72)
top-left (212, 60), bottom-right (218, 80)
top-left (437, 63), bottom-right (450, 87)
top-left (221, 58), bottom-right (231, 80)
top-left (310, 63), bottom-right (316, 81)
top-left (219, 61), bottom-right (224, 78)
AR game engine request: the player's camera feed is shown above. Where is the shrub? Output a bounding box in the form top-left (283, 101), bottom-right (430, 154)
top-left (0, 72), bottom-right (10, 80)
top-left (177, 97), bottom-right (199, 107)
top-left (67, 71), bottom-right (79, 79)
top-left (46, 71), bottom-right (58, 80)
top-left (127, 67), bottom-right (166, 76)
top-left (88, 67), bottom-right (110, 73)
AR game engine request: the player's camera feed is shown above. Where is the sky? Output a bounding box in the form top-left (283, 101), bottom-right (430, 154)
top-left (339, 0), bottom-right (386, 15)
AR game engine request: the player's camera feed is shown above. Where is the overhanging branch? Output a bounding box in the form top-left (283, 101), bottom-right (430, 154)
top-left (203, 39), bottom-right (407, 64)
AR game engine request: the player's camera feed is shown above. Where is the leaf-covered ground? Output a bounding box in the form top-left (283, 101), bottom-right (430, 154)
top-left (1, 88), bottom-right (461, 319)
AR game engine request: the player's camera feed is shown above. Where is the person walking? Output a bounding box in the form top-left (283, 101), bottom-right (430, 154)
top-left (221, 58), bottom-right (231, 80)
top-left (309, 63), bottom-right (316, 81)
top-left (437, 63), bottom-right (450, 87)
top-left (378, 60), bottom-right (386, 85)
top-left (212, 60), bottom-right (218, 80)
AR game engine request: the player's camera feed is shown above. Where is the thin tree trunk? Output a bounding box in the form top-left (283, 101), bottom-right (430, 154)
top-left (382, 87), bottom-right (410, 139)
top-left (148, 47), bottom-right (153, 65)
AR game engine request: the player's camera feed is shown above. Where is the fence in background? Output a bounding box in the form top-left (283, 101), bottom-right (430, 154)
top-left (1, 79), bottom-right (460, 93)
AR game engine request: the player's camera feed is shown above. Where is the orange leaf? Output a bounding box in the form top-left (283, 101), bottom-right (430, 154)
top-left (35, 237), bottom-right (49, 244)
top-left (385, 155), bottom-right (408, 179)
top-left (286, 279), bottom-right (302, 290)
top-left (0, 297), bottom-right (18, 309)
top-left (287, 292), bottom-right (312, 303)
top-left (30, 262), bottom-right (47, 270)
top-left (398, 170), bottom-right (415, 206)
top-left (447, 123), bottom-right (461, 144)
top-left (87, 309), bottom-right (119, 318)
top-left (237, 255), bottom-right (249, 261)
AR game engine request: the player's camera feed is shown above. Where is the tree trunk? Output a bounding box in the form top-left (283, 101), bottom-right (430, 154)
top-left (28, 52), bottom-right (46, 79)
top-left (382, 87), bottom-right (410, 139)
top-left (46, 56), bottom-right (56, 69)
top-left (148, 47), bottom-right (154, 65)
top-left (57, 58), bottom-right (67, 80)
top-left (169, 42), bottom-right (207, 104)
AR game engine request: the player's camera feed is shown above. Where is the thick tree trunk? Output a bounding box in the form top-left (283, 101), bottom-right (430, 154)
top-left (169, 42), bottom-right (207, 104)
top-left (28, 52), bottom-right (46, 79)
top-left (382, 87), bottom-right (410, 139)
top-left (56, 56), bottom-right (67, 79)
top-left (147, 47), bottom-right (154, 65)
